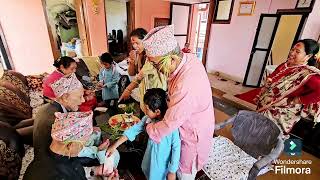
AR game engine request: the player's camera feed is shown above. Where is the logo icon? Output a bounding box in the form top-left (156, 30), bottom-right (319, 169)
top-left (284, 139), bottom-right (302, 156)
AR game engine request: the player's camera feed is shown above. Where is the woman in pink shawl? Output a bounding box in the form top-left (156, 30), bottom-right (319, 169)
top-left (43, 56), bottom-right (78, 100)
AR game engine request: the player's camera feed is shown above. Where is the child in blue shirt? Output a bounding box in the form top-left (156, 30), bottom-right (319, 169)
top-left (98, 52), bottom-right (120, 106)
top-left (107, 88), bottom-right (181, 180)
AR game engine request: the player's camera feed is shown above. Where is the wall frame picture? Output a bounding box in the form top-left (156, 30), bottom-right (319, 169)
top-left (213, 0), bottom-right (235, 24)
top-left (295, 0), bottom-right (315, 10)
top-left (154, 18), bottom-right (170, 28)
top-left (238, 1), bottom-right (256, 16)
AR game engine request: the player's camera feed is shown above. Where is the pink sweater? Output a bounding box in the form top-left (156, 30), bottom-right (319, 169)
top-left (146, 54), bottom-right (215, 173)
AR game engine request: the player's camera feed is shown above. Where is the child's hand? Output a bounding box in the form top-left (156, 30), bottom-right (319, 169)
top-left (167, 172), bottom-right (176, 180)
top-left (107, 168), bottom-right (119, 180)
top-left (98, 139), bottom-right (110, 151)
top-left (96, 82), bottom-right (103, 90)
top-left (106, 144), bottom-right (117, 157)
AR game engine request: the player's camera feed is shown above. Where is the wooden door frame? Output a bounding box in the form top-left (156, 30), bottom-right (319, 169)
top-left (201, 0), bottom-right (214, 66)
top-left (127, 0), bottom-right (135, 54)
top-left (41, 0), bottom-right (60, 60)
top-left (76, 0), bottom-right (92, 56)
top-left (41, 0), bottom-right (92, 59)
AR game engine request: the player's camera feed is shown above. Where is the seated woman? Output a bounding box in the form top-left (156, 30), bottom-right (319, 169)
top-left (43, 56), bottom-right (78, 100)
top-left (252, 39), bottom-right (320, 134)
top-left (25, 74), bottom-right (119, 180)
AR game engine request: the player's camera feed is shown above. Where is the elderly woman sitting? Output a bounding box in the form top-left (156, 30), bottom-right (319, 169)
top-left (24, 74), bottom-right (119, 180)
top-left (238, 39), bottom-right (320, 134)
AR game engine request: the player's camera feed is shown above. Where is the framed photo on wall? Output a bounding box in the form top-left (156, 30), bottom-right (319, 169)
top-left (238, 1), bottom-right (256, 16)
top-left (295, 0), bottom-right (315, 10)
top-left (213, 0), bottom-right (235, 24)
top-left (154, 18), bottom-right (170, 28)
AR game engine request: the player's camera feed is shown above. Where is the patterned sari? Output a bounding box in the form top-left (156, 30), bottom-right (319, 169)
top-left (257, 63), bottom-right (320, 133)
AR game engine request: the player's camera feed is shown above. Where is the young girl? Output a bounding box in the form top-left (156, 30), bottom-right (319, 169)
top-left (51, 111), bottom-right (120, 177)
top-left (98, 53), bottom-right (120, 106)
top-left (107, 88), bottom-right (181, 180)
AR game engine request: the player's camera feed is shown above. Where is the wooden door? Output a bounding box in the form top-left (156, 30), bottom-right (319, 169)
top-left (75, 0), bottom-right (91, 56)
top-left (41, 0), bottom-right (60, 60)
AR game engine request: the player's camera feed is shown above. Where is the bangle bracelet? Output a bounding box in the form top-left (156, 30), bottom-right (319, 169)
top-left (134, 77), bottom-right (142, 83)
top-left (132, 80), bottom-right (139, 85)
top-left (124, 89), bottom-right (131, 93)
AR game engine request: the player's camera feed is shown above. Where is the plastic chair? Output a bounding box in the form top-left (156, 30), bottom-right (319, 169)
top-left (210, 110), bottom-right (284, 180)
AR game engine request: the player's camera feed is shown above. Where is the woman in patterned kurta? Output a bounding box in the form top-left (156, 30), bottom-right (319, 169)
top-left (256, 39), bottom-right (320, 134)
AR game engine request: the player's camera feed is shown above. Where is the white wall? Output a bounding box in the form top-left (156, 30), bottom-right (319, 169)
top-left (105, 0), bottom-right (128, 38)
top-left (206, 0), bottom-right (297, 82)
top-left (0, 0), bottom-right (55, 75)
top-left (301, 0), bottom-right (320, 40)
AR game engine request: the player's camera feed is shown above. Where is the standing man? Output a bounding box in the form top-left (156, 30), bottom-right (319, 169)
top-left (143, 25), bottom-right (215, 179)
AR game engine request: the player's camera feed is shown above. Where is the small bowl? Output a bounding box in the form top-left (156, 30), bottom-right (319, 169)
top-left (118, 104), bottom-right (126, 109)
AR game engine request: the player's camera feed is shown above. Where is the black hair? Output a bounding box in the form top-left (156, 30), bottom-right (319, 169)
top-left (130, 28), bottom-right (148, 40)
top-left (143, 88), bottom-right (168, 118)
top-left (99, 52), bottom-right (114, 65)
top-left (53, 56), bottom-right (76, 69)
top-left (296, 39), bottom-right (319, 66)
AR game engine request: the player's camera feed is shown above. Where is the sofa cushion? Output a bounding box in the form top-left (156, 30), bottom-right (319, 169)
top-left (1, 71), bottom-right (29, 99)
top-left (29, 90), bottom-right (45, 118)
top-left (26, 73), bottom-right (48, 91)
top-left (0, 86), bottom-right (32, 126)
top-left (0, 71), bottom-right (33, 126)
